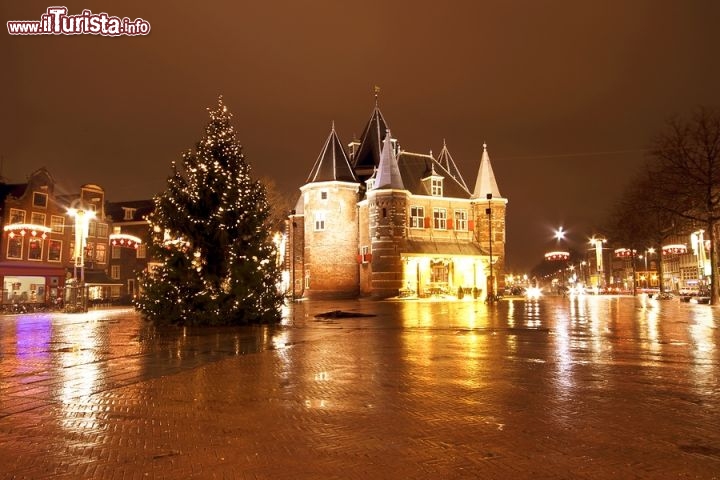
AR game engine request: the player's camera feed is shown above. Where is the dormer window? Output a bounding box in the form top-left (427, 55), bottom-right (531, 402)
top-left (431, 178), bottom-right (443, 197)
top-left (422, 163), bottom-right (444, 197)
top-left (122, 207), bottom-right (137, 220)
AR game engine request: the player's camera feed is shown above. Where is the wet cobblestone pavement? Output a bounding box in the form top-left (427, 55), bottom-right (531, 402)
top-left (1, 296), bottom-right (719, 479)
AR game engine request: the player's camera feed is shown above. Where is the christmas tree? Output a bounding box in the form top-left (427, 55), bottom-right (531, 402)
top-left (135, 97), bottom-right (284, 325)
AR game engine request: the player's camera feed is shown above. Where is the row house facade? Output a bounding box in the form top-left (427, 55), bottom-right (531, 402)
top-left (0, 168), bottom-right (152, 306)
top-left (285, 100), bottom-right (508, 300)
top-left (105, 200), bottom-right (154, 302)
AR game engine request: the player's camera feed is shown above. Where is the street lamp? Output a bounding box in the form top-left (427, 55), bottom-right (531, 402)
top-left (486, 193), bottom-right (494, 303)
top-left (67, 206), bottom-right (96, 311)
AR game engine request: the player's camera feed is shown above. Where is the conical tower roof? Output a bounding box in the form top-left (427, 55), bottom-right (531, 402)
top-left (374, 129), bottom-right (404, 190)
top-left (352, 101), bottom-right (388, 173)
top-left (306, 123), bottom-right (357, 183)
top-left (471, 143), bottom-right (502, 199)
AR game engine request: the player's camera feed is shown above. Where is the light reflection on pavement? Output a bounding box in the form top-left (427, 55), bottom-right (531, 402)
top-left (0, 297), bottom-right (719, 479)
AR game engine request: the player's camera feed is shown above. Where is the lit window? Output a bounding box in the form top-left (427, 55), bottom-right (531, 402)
top-left (314, 212), bottom-right (326, 231)
top-left (111, 265), bottom-right (121, 280)
top-left (112, 246), bottom-right (121, 259)
top-left (31, 212), bottom-right (46, 226)
top-left (97, 223), bottom-right (109, 237)
top-left (361, 245), bottom-right (371, 263)
top-left (433, 208), bottom-right (447, 229)
top-left (9, 209), bottom-right (25, 224)
top-left (96, 244), bottom-right (106, 263)
top-left (50, 215), bottom-right (65, 234)
top-left (454, 210), bottom-right (468, 231)
top-left (85, 242), bottom-right (95, 260)
top-left (122, 207), bottom-right (137, 220)
top-left (7, 237), bottom-right (22, 259)
top-left (28, 238), bottom-right (43, 261)
top-left (137, 244), bottom-right (147, 259)
top-left (88, 221), bottom-right (97, 236)
top-left (48, 240), bottom-right (62, 262)
top-left (410, 206), bottom-right (425, 228)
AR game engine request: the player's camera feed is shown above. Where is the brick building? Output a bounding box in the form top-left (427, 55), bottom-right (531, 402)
top-left (106, 200), bottom-right (154, 303)
top-left (285, 101), bottom-right (508, 300)
top-left (0, 169), bottom-right (118, 305)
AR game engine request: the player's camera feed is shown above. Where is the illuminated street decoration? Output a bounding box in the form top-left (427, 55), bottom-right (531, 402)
top-left (3, 223), bottom-right (51, 239)
top-left (109, 233), bottom-right (142, 249)
top-left (662, 244), bottom-right (687, 255)
top-left (544, 251), bottom-right (569, 261)
top-left (614, 248), bottom-right (636, 258)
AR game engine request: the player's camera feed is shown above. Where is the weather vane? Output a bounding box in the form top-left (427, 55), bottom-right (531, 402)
top-left (374, 85), bottom-right (381, 104)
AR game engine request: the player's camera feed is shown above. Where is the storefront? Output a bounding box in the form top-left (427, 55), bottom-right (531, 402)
top-left (401, 240), bottom-right (489, 298)
top-left (0, 264), bottom-right (65, 305)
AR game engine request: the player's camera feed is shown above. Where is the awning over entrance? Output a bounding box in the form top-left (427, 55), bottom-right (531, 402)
top-left (81, 270), bottom-right (122, 286)
top-left (404, 239), bottom-right (487, 257)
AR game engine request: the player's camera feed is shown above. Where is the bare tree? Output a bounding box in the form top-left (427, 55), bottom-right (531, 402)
top-left (259, 176), bottom-right (294, 233)
top-left (604, 171), bottom-right (678, 294)
top-left (650, 107), bottom-right (720, 304)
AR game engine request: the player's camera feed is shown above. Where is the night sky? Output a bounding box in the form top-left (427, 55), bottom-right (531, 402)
top-left (3, 1), bottom-right (720, 271)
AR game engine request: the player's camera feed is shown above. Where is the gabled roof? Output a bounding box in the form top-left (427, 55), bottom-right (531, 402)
top-left (397, 152), bottom-right (471, 198)
top-left (374, 130), bottom-right (404, 190)
top-left (471, 143), bottom-right (502, 199)
top-left (306, 123), bottom-right (357, 183)
top-left (351, 102), bottom-right (388, 172)
top-left (436, 140), bottom-right (469, 191)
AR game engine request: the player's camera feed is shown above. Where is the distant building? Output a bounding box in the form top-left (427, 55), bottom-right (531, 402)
top-left (105, 200), bottom-right (154, 303)
top-left (285, 100), bottom-right (508, 300)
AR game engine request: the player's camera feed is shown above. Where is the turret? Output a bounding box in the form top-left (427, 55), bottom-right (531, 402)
top-left (367, 130), bottom-right (409, 298)
top-left (470, 143), bottom-right (508, 296)
top-left (300, 123), bottom-right (360, 299)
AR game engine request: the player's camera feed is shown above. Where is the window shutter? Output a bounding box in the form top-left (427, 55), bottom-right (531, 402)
top-left (468, 220), bottom-right (474, 231)
top-left (447, 218), bottom-right (453, 230)
top-left (424, 217), bottom-right (431, 228)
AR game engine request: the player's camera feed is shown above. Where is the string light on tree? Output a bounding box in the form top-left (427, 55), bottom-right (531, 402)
top-left (135, 96), bottom-right (283, 326)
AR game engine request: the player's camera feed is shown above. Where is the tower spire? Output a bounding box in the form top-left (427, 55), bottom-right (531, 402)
top-left (471, 142), bottom-right (502, 199)
top-left (374, 129), bottom-right (404, 190)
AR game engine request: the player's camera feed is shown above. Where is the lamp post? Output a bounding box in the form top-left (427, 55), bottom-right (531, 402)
top-left (486, 193), bottom-right (494, 302)
top-left (691, 230), bottom-right (708, 291)
top-left (646, 247), bottom-right (655, 289)
top-left (589, 236), bottom-right (607, 290)
top-left (555, 227), bottom-right (567, 290)
top-left (67, 206), bottom-right (95, 311)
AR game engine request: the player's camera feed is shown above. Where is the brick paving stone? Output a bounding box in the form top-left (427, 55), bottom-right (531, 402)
top-left (0, 299), bottom-right (719, 479)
